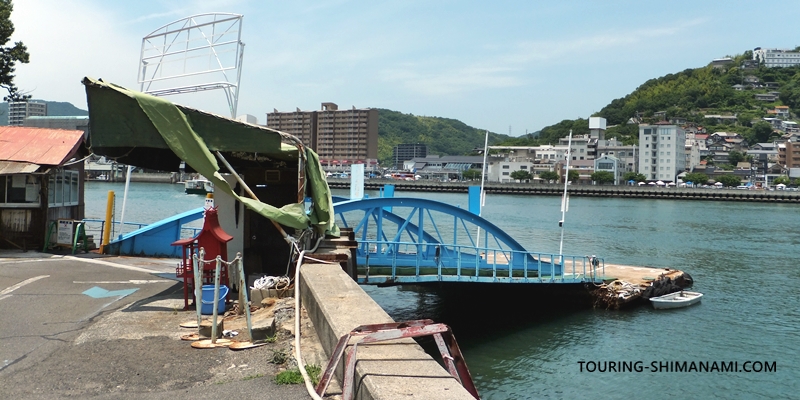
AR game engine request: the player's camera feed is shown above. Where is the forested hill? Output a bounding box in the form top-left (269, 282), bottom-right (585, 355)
top-left (0, 101), bottom-right (88, 125)
top-left (377, 109), bottom-right (509, 163)
top-left (497, 50), bottom-right (800, 147)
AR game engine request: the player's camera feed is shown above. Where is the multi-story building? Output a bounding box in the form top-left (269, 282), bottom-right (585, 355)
top-left (778, 139), bottom-right (800, 168)
top-left (8, 101), bottom-right (47, 126)
top-left (266, 102), bottom-right (378, 163)
top-left (558, 135), bottom-right (594, 160)
top-left (392, 144), bottom-right (427, 169)
top-left (596, 138), bottom-right (638, 175)
top-left (753, 48), bottom-right (800, 68)
top-left (24, 116), bottom-right (89, 137)
top-left (638, 123), bottom-right (686, 182)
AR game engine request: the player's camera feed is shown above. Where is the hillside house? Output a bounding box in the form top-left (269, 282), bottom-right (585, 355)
top-left (755, 93), bottom-right (778, 102)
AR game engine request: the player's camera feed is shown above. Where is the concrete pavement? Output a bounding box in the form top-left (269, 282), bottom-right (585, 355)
top-left (0, 250), bottom-right (324, 399)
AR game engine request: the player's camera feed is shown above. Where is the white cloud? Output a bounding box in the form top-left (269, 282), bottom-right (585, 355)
top-left (12, 1), bottom-right (142, 107)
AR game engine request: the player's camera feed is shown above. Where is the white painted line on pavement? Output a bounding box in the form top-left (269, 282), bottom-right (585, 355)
top-left (0, 275), bottom-right (50, 300)
top-left (60, 256), bottom-right (159, 274)
top-left (73, 280), bottom-right (171, 284)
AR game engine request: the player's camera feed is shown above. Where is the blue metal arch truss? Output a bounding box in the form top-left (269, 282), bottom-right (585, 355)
top-left (333, 197), bottom-right (580, 285)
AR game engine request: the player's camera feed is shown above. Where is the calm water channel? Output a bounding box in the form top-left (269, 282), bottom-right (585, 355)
top-left (86, 182), bottom-right (800, 399)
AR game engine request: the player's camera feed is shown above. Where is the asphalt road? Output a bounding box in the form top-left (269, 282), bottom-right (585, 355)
top-left (0, 251), bottom-right (321, 399)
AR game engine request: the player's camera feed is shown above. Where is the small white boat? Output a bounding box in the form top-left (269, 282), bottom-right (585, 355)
top-left (650, 290), bottom-right (703, 309)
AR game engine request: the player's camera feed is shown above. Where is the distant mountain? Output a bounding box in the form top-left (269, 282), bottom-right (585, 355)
top-left (377, 109), bottom-right (510, 165)
top-left (0, 100), bottom-right (88, 125)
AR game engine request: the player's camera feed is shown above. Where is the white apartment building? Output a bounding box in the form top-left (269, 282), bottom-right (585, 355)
top-left (638, 123), bottom-right (686, 182)
top-left (753, 48), bottom-right (800, 68)
top-left (558, 135), bottom-right (593, 160)
top-left (8, 101), bottom-right (47, 126)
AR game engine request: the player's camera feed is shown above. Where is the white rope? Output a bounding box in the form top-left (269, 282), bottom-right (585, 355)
top-left (250, 275), bottom-right (291, 290)
top-left (294, 237), bottom-right (324, 400)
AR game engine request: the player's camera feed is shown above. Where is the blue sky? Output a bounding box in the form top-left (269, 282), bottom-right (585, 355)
top-left (11, 1), bottom-right (800, 136)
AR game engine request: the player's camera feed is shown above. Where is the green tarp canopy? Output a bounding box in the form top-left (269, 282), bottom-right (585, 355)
top-left (82, 77), bottom-right (337, 236)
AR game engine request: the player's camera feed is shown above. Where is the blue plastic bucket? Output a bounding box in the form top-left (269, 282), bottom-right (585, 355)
top-left (201, 284), bottom-right (228, 315)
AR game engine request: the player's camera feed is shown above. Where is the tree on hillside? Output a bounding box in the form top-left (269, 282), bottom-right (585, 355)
top-left (0, 0), bottom-right (29, 102)
top-left (751, 121), bottom-right (774, 143)
top-left (727, 150), bottom-right (745, 166)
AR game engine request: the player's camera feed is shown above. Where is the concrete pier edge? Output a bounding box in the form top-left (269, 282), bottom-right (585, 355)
top-left (299, 262), bottom-right (475, 399)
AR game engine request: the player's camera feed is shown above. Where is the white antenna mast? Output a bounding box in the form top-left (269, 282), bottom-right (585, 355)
top-left (558, 130), bottom-right (572, 263)
top-left (476, 130), bottom-right (489, 250)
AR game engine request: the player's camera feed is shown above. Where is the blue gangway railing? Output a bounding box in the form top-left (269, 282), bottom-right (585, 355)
top-left (355, 239), bottom-right (604, 285)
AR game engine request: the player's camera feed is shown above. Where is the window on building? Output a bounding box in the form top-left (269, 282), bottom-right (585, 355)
top-left (520, 165), bottom-right (528, 169)
top-left (47, 169), bottom-right (79, 207)
top-left (502, 165), bottom-right (509, 169)
top-left (502, 172), bottom-right (509, 176)
top-left (1, 175), bottom-right (42, 205)
top-left (599, 162), bottom-right (613, 169)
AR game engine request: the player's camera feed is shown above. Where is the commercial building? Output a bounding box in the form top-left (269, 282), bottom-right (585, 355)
top-left (638, 123), bottom-right (686, 182)
top-left (8, 101), bottom-right (47, 126)
top-left (392, 144), bottom-right (427, 169)
top-left (24, 116), bottom-right (89, 137)
top-left (753, 48), bottom-right (800, 68)
top-left (266, 102), bottom-right (378, 164)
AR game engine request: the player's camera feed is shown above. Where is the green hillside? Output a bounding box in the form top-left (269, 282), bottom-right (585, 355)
top-left (498, 50), bottom-right (800, 146)
top-left (0, 100), bottom-right (88, 125)
top-left (376, 109), bottom-right (509, 164)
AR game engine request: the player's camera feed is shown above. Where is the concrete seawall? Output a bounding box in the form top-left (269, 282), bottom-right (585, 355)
top-left (300, 262), bottom-right (475, 399)
top-left (328, 179), bottom-right (800, 203)
top-left (88, 173), bottom-right (179, 184)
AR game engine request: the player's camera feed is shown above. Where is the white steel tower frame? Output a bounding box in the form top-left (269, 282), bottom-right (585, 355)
top-left (138, 13), bottom-right (244, 118)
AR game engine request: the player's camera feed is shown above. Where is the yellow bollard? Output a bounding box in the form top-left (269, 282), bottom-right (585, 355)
top-left (99, 190), bottom-right (115, 254)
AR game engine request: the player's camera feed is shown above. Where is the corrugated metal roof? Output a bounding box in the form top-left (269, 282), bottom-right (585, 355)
top-left (0, 161), bottom-right (41, 174)
top-left (0, 126), bottom-right (84, 166)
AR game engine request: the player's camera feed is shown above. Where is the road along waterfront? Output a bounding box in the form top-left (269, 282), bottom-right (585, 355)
top-left (328, 178), bottom-right (800, 203)
top-left (83, 182), bottom-right (800, 399)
